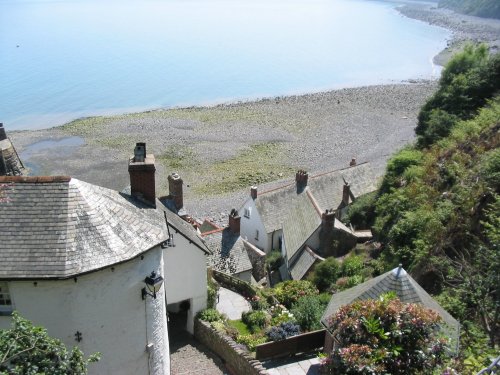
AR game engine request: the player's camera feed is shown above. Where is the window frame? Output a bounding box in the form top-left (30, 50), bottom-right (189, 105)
top-left (0, 282), bottom-right (13, 316)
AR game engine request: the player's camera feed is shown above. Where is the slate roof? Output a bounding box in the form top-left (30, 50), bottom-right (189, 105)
top-left (289, 246), bottom-right (323, 280)
top-left (205, 228), bottom-right (252, 276)
top-left (282, 192), bottom-right (321, 263)
top-left (0, 176), bottom-right (209, 279)
top-left (320, 266), bottom-right (460, 353)
top-left (252, 163), bottom-right (375, 234)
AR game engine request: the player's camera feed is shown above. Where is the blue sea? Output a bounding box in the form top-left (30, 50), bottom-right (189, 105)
top-left (0, 0), bottom-right (450, 130)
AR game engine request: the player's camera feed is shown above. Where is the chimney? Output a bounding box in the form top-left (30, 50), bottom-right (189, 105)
top-left (0, 123), bottom-right (6, 141)
top-left (168, 172), bottom-right (183, 210)
top-left (128, 142), bottom-right (156, 206)
top-left (350, 158), bottom-right (357, 167)
top-left (250, 186), bottom-right (257, 200)
top-left (295, 170), bottom-right (308, 192)
top-left (319, 209), bottom-right (336, 257)
top-left (228, 208), bottom-right (241, 234)
top-left (342, 182), bottom-right (351, 206)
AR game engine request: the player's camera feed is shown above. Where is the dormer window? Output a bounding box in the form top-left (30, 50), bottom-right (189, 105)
top-left (0, 282), bottom-right (12, 316)
top-left (255, 230), bottom-right (259, 240)
top-left (244, 207), bottom-right (251, 218)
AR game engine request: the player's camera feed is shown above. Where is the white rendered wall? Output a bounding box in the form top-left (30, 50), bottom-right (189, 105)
top-left (239, 198), bottom-right (268, 252)
top-left (163, 231), bottom-right (208, 333)
top-left (0, 248), bottom-right (169, 375)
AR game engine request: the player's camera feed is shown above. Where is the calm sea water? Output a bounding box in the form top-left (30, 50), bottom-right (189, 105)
top-left (0, 0), bottom-right (449, 130)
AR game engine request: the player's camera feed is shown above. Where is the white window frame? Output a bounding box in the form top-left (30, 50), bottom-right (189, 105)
top-left (0, 282), bottom-right (13, 316)
top-left (244, 207), bottom-right (251, 218)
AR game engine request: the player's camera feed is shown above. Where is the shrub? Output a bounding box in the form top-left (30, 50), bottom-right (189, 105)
top-left (345, 191), bottom-right (377, 228)
top-left (241, 310), bottom-right (268, 332)
top-left (341, 255), bottom-right (364, 277)
top-left (196, 308), bottom-right (223, 322)
top-left (266, 250), bottom-right (283, 271)
top-left (312, 257), bottom-right (341, 292)
top-left (291, 295), bottom-right (327, 332)
top-left (320, 297), bottom-right (449, 374)
top-left (207, 280), bottom-right (219, 309)
top-left (249, 294), bottom-right (269, 311)
top-left (266, 322), bottom-right (301, 342)
top-left (236, 333), bottom-right (267, 351)
top-left (274, 280), bottom-right (319, 308)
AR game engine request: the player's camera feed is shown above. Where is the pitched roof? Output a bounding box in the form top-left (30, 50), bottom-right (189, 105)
top-left (282, 192), bottom-right (321, 262)
top-left (0, 176), bottom-right (208, 279)
top-left (252, 163), bottom-right (375, 234)
top-left (289, 246), bottom-right (323, 280)
top-left (320, 266), bottom-right (460, 353)
top-left (205, 228), bottom-right (252, 276)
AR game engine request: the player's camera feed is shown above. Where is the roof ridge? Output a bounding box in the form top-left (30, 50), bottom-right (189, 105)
top-left (0, 176), bottom-right (71, 183)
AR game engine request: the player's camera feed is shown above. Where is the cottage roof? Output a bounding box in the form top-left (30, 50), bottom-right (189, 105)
top-left (289, 246), bottom-right (323, 280)
top-left (252, 163), bottom-right (375, 234)
top-left (320, 266), bottom-right (460, 353)
top-left (282, 193), bottom-right (321, 263)
top-left (205, 228), bottom-right (252, 276)
top-left (0, 176), bottom-right (209, 279)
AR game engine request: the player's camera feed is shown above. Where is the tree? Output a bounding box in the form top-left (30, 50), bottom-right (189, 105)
top-left (320, 295), bottom-right (449, 374)
top-left (0, 312), bottom-right (99, 374)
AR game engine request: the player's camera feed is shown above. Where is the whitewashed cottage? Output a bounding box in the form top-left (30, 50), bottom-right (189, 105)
top-left (0, 143), bottom-right (210, 375)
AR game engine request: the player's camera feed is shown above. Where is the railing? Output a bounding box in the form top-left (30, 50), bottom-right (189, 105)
top-left (211, 269), bottom-right (257, 298)
top-left (255, 329), bottom-right (326, 361)
top-left (477, 355), bottom-right (500, 375)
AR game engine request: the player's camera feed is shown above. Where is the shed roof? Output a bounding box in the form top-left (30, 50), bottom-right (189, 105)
top-left (289, 246), bottom-right (323, 280)
top-left (205, 228), bottom-right (252, 276)
top-left (0, 176), bottom-right (209, 279)
top-left (320, 266), bottom-right (460, 353)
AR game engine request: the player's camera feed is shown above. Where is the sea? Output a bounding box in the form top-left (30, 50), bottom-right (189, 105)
top-left (0, 0), bottom-right (450, 131)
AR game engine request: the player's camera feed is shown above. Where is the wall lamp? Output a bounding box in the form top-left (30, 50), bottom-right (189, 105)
top-left (141, 271), bottom-right (164, 300)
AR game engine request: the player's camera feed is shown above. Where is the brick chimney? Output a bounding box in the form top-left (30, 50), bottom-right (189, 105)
top-left (250, 186), bottom-right (257, 200)
top-left (228, 208), bottom-right (241, 234)
top-left (128, 142), bottom-right (156, 206)
top-left (350, 158), bottom-right (357, 167)
top-left (295, 170), bottom-right (308, 193)
top-left (319, 209), bottom-right (336, 257)
top-left (0, 123), bottom-right (6, 141)
top-left (168, 172), bottom-right (183, 210)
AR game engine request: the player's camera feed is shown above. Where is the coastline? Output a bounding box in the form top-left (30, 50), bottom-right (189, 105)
top-left (9, 2), bottom-right (500, 222)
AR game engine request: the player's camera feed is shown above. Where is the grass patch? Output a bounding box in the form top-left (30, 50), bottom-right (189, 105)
top-left (193, 142), bottom-right (296, 196)
top-left (228, 320), bottom-right (252, 336)
top-left (158, 144), bottom-right (197, 170)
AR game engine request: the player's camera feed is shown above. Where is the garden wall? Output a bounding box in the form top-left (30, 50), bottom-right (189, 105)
top-left (194, 319), bottom-right (268, 375)
top-left (255, 329), bottom-right (326, 361)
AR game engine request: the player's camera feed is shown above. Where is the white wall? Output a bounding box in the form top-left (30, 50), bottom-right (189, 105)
top-left (0, 248), bottom-right (169, 375)
top-left (163, 232), bottom-right (208, 333)
top-left (239, 198), bottom-right (268, 252)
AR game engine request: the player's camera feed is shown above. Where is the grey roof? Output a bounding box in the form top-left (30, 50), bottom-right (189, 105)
top-left (253, 163), bottom-right (375, 234)
top-left (0, 176), bottom-right (209, 279)
top-left (320, 267), bottom-right (460, 353)
top-left (290, 246), bottom-right (323, 280)
top-left (205, 228), bottom-right (252, 276)
top-left (282, 192), bottom-right (321, 262)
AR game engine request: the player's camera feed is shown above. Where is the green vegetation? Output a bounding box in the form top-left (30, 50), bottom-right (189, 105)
top-left (192, 142), bottom-right (295, 196)
top-left (320, 295), bottom-right (449, 374)
top-left (290, 294), bottom-right (330, 332)
top-left (311, 257), bottom-right (341, 292)
top-left (439, 0), bottom-right (500, 19)
top-left (273, 280), bottom-right (319, 309)
top-left (346, 45), bottom-right (500, 372)
top-left (0, 312), bottom-right (99, 374)
top-left (158, 144), bottom-right (197, 170)
top-left (265, 250), bottom-right (284, 271)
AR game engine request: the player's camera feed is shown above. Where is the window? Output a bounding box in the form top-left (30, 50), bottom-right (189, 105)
top-left (0, 282), bottom-right (12, 315)
top-left (244, 207), bottom-right (251, 218)
top-left (255, 230), bottom-right (259, 240)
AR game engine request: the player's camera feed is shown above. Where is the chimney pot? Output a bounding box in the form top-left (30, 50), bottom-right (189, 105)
top-left (350, 158), bottom-right (357, 167)
top-left (250, 186), bottom-right (257, 200)
top-left (0, 123), bottom-right (6, 141)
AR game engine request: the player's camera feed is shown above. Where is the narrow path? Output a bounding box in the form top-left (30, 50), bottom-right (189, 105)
top-left (216, 287), bottom-right (251, 320)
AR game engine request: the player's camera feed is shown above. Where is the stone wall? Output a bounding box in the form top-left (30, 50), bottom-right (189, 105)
top-left (194, 319), bottom-right (268, 375)
top-left (244, 240), bottom-right (267, 282)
